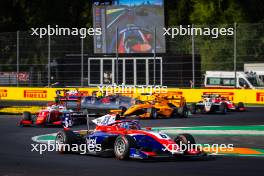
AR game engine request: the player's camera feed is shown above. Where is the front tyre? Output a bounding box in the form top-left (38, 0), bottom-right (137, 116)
top-left (114, 135), bottom-right (136, 160)
top-left (219, 103), bottom-right (227, 114)
top-left (119, 106), bottom-right (127, 115)
top-left (22, 111), bottom-right (32, 120)
top-left (150, 108), bottom-right (158, 119)
top-left (55, 130), bottom-right (78, 153)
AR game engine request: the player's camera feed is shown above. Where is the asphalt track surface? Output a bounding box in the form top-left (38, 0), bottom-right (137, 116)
top-left (1, 107), bottom-right (264, 176)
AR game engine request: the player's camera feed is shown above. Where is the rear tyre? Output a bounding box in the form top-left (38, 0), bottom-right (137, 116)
top-left (22, 111), bottom-right (31, 121)
top-left (55, 130), bottom-right (78, 153)
top-left (219, 103), bottom-right (227, 114)
top-left (237, 102), bottom-right (245, 111)
top-left (150, 108), bottom-right (158, 119)
top-left (46, 112), bottom-right (54, 123)
top-left (190, 103), bottom-right (197, 114)
top-left (177, 105), bottom-right (189, 118)
top-left (114, 135), bottom-right (136, 160)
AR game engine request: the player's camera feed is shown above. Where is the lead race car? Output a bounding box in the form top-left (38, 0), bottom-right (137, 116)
top-left (190, 94), bottom-right (246, 114)
top-left (55, 114), bottom-right (205, 160)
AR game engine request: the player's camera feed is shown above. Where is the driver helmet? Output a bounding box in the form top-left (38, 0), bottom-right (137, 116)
top-left (51, 105), bottom-right (59, 110)
top-left (121, 121), bottom-right (140, 130)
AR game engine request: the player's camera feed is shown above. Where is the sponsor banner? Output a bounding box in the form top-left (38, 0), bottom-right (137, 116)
top-left (167, 88), bottom-right (264, 104)
top-left (256, 92), bottom-right (264, 102)
top-left (0, 87), bottom-right (264, 104)
top-left (0, 87), bottom-right (97, 101)
top-left (0, 89), bottom-right (8, 98)
top-left (24, 90), bottom-right (47, 99)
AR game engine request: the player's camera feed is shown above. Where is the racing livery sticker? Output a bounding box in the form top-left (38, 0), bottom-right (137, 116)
top-left (24, 90), bottom-right (47, 99)
top-left (92, 114), bottom-right (116, 126)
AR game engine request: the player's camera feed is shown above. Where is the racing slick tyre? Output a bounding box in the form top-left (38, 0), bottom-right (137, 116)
top-left (177, 105), bottom-right (189, 118)
top-left (55, 130), bottom-right (78, 154)
top-left (174, 133), bottom-right (196, 154)
top-left (119, 106), bottom-right (127, 115)
top-left (22, 111), bottom-right (32, 121)
top-left (91, 97), bottom-right (96, 104)
top-left (171, 108), bottom-right (178, 118)
top-left (150, 108), bottom-right (158, 119)
top-left (189, 103), bottom-right (197, 114)
top-left (46, 112), bottom-right (53, 124)
top-left (237, 102), bottom-right (245, 111)
top-left (174, 133), bottom-right (196, 145)
top-left (173, 133), bottom-right (205, 156)
top-left (219, 103), bottom-right (227, 114)
top-left (114, 135), bottom-right (136, 160)
top-left (83, 109), bottom-right (88, 115)
top-left (115, 97), bottom-right (120, 105)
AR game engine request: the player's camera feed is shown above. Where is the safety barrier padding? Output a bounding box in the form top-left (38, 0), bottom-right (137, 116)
top-left (0, 87), bottom-right (264, 104)
top-left (0, 106), bottom-right (42, 114)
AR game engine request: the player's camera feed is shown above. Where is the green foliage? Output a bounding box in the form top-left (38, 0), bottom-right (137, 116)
top-left (0, 0), bottom-right (263, 73)
top-left (0, 0), bottom-right (92, 32)
top-left (186, 0), bottom-right (263, 72)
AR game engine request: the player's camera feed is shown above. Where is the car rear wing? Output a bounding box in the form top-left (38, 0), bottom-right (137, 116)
top-left (55, 89), bottom-right (83, 110)
top-left (91, 114), bottom-right (117, 126)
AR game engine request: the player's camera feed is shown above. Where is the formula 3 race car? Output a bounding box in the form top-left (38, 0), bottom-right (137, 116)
top-left (190, 94), bottom-right (246, 114)
top-left (19, 104), bottom-right (86, 127)
top-left (55, 114), bottom-right (205, 160)
top-left (120, 93), bottom-right (189, 119)
top-left (56, 90), bottom-right (135, 115)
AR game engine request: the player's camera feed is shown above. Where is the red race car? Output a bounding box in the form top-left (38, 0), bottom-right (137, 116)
top-left (19, 105), bottom-right (85, 127)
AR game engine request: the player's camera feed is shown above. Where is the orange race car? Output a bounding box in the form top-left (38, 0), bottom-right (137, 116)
top-left (118, 93), bottom-right (189, 119)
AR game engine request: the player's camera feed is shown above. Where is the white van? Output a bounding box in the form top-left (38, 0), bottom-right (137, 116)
top-left (244, 63), bottom-right (264, 83)
top-left (204, 71), bottom-right (264, 89)
top-left (255, 71), bottom-right (264, 83)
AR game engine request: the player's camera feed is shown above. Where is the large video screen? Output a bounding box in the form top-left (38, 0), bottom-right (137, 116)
top-left (93, 0), bottom-right (165, 54)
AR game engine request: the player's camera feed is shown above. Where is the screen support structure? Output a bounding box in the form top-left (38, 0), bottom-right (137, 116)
top-left (153, 27), bottom-right (156, 85)
top-left (88, 57), bottom-right (162, 86)
top-left (115, 27), bottom-right (119, 85)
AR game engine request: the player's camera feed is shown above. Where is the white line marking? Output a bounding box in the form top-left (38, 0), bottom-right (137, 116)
top-left (31, 133), bottom-right (57, 144)
top-left (107, 11), bottom-right (126, 29)
top-left (161, 130), bottom-right (264, 135)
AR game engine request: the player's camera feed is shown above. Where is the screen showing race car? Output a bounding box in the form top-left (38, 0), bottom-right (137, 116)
top-left (93, 0), bottom-right (165, 54)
